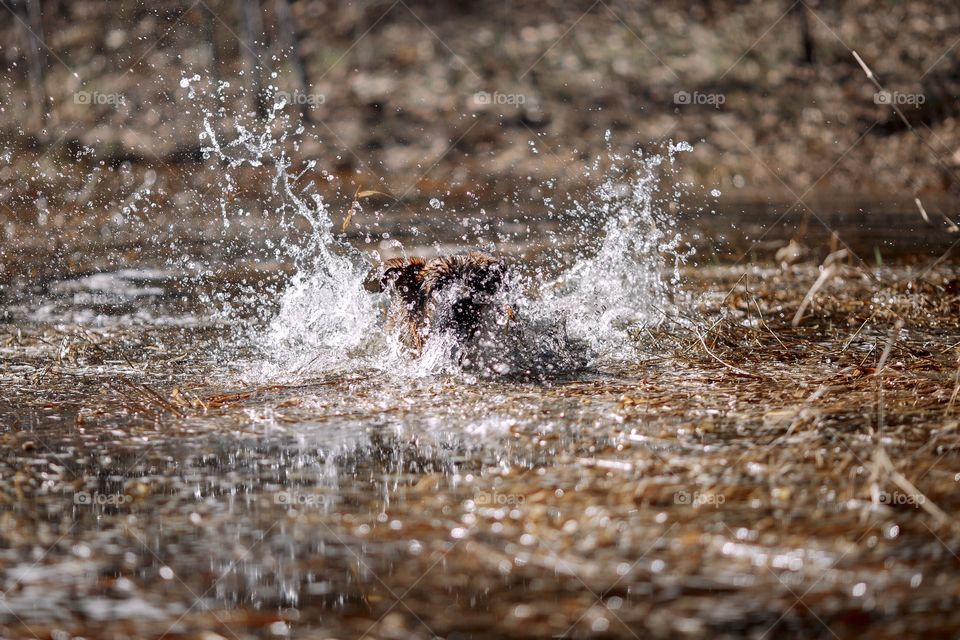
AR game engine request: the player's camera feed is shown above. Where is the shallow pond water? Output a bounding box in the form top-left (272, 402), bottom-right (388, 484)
top-left (2, 242), bottom-right (959, 638)
top-left (2, 97), bottom-right (959, 637)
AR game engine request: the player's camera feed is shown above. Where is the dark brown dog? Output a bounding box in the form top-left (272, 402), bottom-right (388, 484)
top-left (379, 252), bottom-right (508, 354)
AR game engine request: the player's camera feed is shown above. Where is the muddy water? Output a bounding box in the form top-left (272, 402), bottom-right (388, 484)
top-left (2, 205), bottom-right (960, 639)
top-left (0, 253), bottom-right (656, 638)
top-left (1, 100), bottom-right (958, 637)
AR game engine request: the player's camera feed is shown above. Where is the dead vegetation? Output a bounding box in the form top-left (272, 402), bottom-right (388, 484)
top-left (1, 256), bottom-right (958, 638)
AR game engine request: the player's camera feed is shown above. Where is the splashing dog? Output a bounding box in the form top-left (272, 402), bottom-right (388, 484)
top-left (378, 252), bottom-right (512, 356)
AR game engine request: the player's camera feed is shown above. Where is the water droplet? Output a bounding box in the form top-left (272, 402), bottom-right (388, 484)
top-left (592, 617), bottom-right (610, 632)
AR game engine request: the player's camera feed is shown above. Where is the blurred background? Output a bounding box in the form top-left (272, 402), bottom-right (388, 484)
top-left (2, 0), bottom-right (959, 290)
top-left (2, 0), bottom-right (958, 200)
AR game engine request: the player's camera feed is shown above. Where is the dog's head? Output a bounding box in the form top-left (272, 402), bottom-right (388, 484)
top-left (378, 252), bottom-right (509, 346)
top-left (421, 252), bottom-right (505, 301)
top-left (379, 253), bottom-right (505, 299)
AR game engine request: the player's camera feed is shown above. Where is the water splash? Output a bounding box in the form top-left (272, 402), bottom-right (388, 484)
top-left (429, 140), bottom-right (694, 377)
top-left (188, 78), bottom-right (693, 380)
top-left (538, 141), bottom-right (694, 359)
top-left (186, 77), bottom-right (381, 378)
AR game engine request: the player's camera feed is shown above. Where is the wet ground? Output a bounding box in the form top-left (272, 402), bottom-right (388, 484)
top-left (1, 208), bottom-right (959, 638)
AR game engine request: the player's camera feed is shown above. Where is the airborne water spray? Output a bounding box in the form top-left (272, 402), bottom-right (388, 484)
top-left (187, 75), bottom-right (381, 378)
top-left (539, 139), bottom-right (695, 360)
top-left (189, 75), bottom-right (694, 380)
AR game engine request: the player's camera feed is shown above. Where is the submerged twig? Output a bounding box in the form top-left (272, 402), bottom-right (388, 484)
top-left (874, 447), bottom-right (953, 528)
top-left (118, 376), bottom-right (185, 418)
top-left (875, 320), bottom-right (904, 376)
top-left (694, 328), bottom-right (767, 379)
top-left (792, 249), bottom-right (848, 326)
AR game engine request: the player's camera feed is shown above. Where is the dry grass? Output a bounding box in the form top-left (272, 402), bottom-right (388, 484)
top-left (0, 259), bottom-right (958, 638)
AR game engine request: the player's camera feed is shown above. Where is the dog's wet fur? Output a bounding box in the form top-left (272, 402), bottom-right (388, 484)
top-left (378, 252), bottom-right (508, 355)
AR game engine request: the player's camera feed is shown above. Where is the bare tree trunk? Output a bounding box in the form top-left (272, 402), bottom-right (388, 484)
top-left (274, 0), bottom-right (312, 123)
top-left (204, 2), bottom-right (220, 86)
top-left (203, 2), bottom-right (224, 142)
top-left (236, 0), bottom-right (267, 119)
top-left (14, 0), bottom-right (48, 131)
top-left (792, 1), bottom-right (815, 65)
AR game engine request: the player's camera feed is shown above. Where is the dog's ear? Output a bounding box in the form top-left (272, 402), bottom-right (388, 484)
top-left (378, 258), bottom-right (407, 291)
top-left (378, 257), bottom-right (426, 298)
